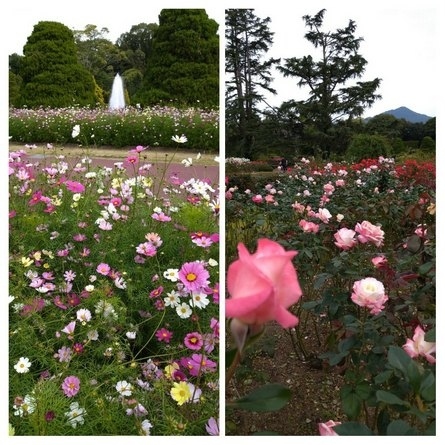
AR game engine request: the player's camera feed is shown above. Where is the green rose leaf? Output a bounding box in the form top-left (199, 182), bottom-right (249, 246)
top-left (228, 383), bottom-right (291, 412)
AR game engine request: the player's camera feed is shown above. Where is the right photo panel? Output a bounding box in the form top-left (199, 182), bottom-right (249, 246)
top-left (224, 2), bottom-right (436, 436)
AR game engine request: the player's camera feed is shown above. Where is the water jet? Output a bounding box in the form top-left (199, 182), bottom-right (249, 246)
top-left (109, 73), bottom-right (126, 110)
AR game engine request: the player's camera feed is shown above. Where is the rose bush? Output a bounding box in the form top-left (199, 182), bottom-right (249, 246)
top-left (226, 156), bottom-right (435, 435)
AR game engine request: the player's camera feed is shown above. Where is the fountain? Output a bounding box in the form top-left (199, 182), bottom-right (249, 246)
top-left (108, 73), bottom-right (126, 110)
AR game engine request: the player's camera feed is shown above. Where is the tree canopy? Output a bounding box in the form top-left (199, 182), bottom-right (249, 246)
top-left (225, 9), bottom-right (280, 158)
top-left (18, 21), bottom-right (97, 107)
top-left (135, 9), bottom-right (219, 107)
top-left (278, 9), bottom-right (381, 157)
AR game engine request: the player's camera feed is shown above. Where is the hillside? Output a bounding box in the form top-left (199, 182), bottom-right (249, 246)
top-left (372, 106), bottom-right (433, 123)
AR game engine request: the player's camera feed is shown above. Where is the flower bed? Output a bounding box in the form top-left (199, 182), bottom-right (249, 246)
top-left (9, 137), bottom-right (220, 435)
top-left (226, 156), bottom-right (435, 435)
top-left (9, 106), bottom-right (219, 151)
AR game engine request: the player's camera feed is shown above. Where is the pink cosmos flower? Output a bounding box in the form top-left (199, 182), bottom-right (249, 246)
top-left (65, 180), bottom-right (85, 193)
top-left (184, 332), bottom-right (204, 351)
top-left (334, 228), bottom-right (357, 250)
top-left (136, 242), bottom-right (157, 257)
top-left (151, 212), bottom-right (171, 222)
top-left (299, 219), bottom-right (320, 233)
top-left (403, 325), bottom-right (436, 364)
top-left (318, 420), bottom-right (341, 435)
top-left (351, 277), bottom-right (388, 315)
top-left (149, 286), bottom-right (164, 298)
top-left (61, 375), bottom-right (80, 397)
top-left (355, 220), bottom-right (385, 247)
top-left (206, 417), bottom-right (219, 436)
top-left (226, 239), bottom-right (302, 329)
top-left (155, 328), bottom-right (173, 343)
top-left (189, 353), bottom-right (217, 376)
top-left (28, 190), bottom-right (43, 206)
top-left (178, 261), bottom-right (210, 292)
top-left (54, 346), bottom-right (72, 363)
top-left (96, 263), bottom-right (111, 276)
top-left (61, 321), bottom-right (76, 338)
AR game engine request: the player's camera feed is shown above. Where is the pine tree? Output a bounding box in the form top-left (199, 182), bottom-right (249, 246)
top-left (136, 9), bottom-right (219, 107)
top-left (278, 9), bottom-right (381, 157)
top-left (19, 21), bottom-right (97, 107)
top-left (225, 9), bottom-right (280, 158)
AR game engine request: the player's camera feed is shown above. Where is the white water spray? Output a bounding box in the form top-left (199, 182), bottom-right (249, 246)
top-left (108, 73), bottom-right (126, 110)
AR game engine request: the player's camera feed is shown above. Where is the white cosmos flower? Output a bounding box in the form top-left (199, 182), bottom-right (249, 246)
top-left (171, 134), bottom-right (188, 144)
top-left (72, 125), bottom-right (80, 138)
top-left (181, 158), bottom-right (193, 167)
top-left (14, 357), bottom-right (32, 374)
top-left (116, 380), bottom-right (133, 396)
top-left (176, 302), bottom-right (192, 319)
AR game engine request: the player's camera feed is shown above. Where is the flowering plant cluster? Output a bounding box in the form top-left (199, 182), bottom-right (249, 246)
top-left (226, 156), bottom-right (435, 435)
top-left (9, 105), bottom-right (218, 150)
top-left (9, 133), bottom-right (219, 435)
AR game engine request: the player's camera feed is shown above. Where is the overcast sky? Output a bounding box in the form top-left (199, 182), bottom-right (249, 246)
top-left (246, 0), bottom-right (439, 118)
top-left (2, 0), bottom-right (441, 119)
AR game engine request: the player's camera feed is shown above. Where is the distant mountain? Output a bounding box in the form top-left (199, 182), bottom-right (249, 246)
top-left (368, 106), bottom-right (433, 123)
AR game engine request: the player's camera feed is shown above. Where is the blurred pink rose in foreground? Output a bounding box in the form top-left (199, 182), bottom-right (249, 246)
top-left (403, 325), bottom-right (436, 364)
top-left (318, 419), bottom-right (341, 435)
top-left (351, 277), bottom-right (388, 315)
top-left (226, 239), bottom-right (302, 329)
top-left (355, 220), bottom-right (385, 247)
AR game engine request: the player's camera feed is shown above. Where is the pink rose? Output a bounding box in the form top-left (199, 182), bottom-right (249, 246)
top-left (251, 194), bottom-right (263, 203)
top-left (316, 208), bottom-right (332, 223)
top-left (351, 277), bottom-right (388, 315)
top-left (334, 228), bottom-right (357, 250)
top-left (226, 239), bottom-right (302, 329)
top-left (299, 219), bottom-right (320, 233)
top-left (318, 420), bottom-right (341, 436)
top-left (323, 183), bottom-right (335, 195)
top-left (371, 256), bottom-right (387, 268)
top-left (414, 224), bottom-right (427, 238)
top-left (403, 325), bottom-right (436, 364)
top-left (354, 221), bottom-right (385, 247)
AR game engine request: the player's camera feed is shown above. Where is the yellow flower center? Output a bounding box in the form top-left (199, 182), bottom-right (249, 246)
top-left (186, 273), bottom-right (197, 282)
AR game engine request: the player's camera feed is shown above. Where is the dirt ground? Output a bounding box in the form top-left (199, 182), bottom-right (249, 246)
top-left (225, 319), bottom-right (347, 436)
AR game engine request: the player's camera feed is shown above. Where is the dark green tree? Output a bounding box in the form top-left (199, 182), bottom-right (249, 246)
top-left (19, 21), bottom-right (97, 107)
top-left (115, 23), bottom-right (158, 100)
top-left (135, 9), bottom-right (219, 107)
top-left (278, 9), bottom-right (381, 157)
top-left (225, 9), bottom-right (280, 158)
top-left (73, 24), bottom-right (134, 104)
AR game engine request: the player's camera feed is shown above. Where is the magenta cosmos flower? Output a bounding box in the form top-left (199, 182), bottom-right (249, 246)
top-left (61, 375), bottom-right (81, 397)
top-left (65, 180), bottom-right (85, 193)
top-left (155, 328), bottom-right (173, 343)
top-left (184, 332), bottom-right (204, 351)
top-left (178, 261), bottom-right (210, 292)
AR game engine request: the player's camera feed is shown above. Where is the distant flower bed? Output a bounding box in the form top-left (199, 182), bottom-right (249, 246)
top-left (9, 106), bottom-right (219, 151)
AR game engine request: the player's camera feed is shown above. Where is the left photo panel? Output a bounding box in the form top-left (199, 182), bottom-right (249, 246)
top-left (8, 4), bottom-right (220, 436)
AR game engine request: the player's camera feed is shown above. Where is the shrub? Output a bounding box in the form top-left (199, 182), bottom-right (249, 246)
top-left (345, 134), bottom-right (392, 162)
